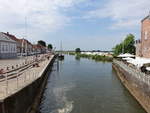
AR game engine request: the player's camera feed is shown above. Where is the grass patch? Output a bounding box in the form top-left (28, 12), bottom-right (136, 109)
top-left (67, 52), bottom-right (113, 62)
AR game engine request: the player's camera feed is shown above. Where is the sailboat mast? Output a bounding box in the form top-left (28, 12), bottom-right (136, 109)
top-left (21, 39), bottom-right (24, 58)
top-left (60, 41), bottom-right (62, 55)
top-left (24, 0), bottom-right (28, 57)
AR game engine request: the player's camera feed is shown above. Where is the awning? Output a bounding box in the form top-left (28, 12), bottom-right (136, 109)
top-left (118, 53), bottom-right (135, 58)
top-left (126, 57), bottom-right (150, 68)
top-left (122, 57), bottom-right (134, 61)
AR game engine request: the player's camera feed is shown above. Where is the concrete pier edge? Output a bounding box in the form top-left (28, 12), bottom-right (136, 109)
top-left (27, 55), bottom-right (57, 113)
top-left (112, 62), bottom-right (149, 113)
top-left (0, 55), bottom-right (57, 113)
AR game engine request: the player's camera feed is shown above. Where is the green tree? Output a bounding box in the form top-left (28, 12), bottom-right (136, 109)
top-left (113, 44), bottom-right (122, 55)
top-left (48, 44), bottom-right (53, 50)
top-left (38, 40), bottom-right (46, 47)
top-left (123, 34), bottom-right (135, 54)
top-left (75, 48), bottom-right (81, 53)
top-left (113, 34), bottom-right (135, 55)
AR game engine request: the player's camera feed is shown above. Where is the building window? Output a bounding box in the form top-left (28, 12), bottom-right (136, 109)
top-left (6, 45), bottom-right (8, 51)
top-left (11, 44), bottom-right (13, 53)
top-left (2, 45), bottom-right (4, 52)
top-left (145, 31), bottom-right (148, 40)
top-left (14, 45), bottom-right (16, 52)
top-left (3, 45), bottom-right (5, 52)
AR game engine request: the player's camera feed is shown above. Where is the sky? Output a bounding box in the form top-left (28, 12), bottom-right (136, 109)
top-left (0, 0), bottom-right (150, 51)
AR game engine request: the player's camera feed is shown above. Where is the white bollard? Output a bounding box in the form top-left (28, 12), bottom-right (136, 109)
top-left (17, 70), bottom-right (19, 88)
top-left (5, 73), bottom-right (8, 96)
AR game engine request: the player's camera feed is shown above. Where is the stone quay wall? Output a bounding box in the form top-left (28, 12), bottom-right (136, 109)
top-left (0, 55), bottom-right (57, 113)
top-left (112, 59), bottom-right (150, 113)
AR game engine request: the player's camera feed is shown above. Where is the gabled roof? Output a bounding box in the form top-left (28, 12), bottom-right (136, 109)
top-left (0, 32), bottom-right (16, 43)
top-left (23, 39), bottom-right (33, 45)
top-left (4, 32), bottom-right (33, 46)
top-left (3, 32), bottom-right (20, 42)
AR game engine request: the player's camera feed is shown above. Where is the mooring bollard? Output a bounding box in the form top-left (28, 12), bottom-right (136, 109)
top-left (7, 67), bottom-right (9, 71)
top-left (17, 70), bottom-right (19, 88)
top-left (12, 66), bottom-right (14, 70)
top-left (24, 70), bottom-right (26, 83)
top-left (5, 72), bottom-right (8, 96)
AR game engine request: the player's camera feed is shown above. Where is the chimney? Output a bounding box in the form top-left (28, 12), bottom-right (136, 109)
top-left (7, 32), bottom-right (9, 35)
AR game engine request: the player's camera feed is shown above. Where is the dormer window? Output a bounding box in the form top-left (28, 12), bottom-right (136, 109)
top-left (145, 31), bottom-right (148, 40)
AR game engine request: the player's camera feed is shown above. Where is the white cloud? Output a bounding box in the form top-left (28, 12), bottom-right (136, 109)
top-left (84, 0), bottom-right (150, 29)
top-left (0, 0), bottom-right (85, 41)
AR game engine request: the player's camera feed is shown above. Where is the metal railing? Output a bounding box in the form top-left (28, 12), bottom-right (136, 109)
top-left (113, 59), bottom-right (150, 86)
top-left (0, 54), bottom-right (53, 100)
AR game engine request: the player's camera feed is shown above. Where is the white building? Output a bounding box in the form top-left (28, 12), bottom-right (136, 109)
top-left (0, 32), bottom-right (17, 59)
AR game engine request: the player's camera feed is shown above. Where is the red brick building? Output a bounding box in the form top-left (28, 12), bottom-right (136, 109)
top-left (136, 15), bottom-right (150, 58)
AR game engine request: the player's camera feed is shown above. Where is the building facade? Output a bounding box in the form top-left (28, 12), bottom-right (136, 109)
top-left (21, 39), bottom-right (33, 56)
top-left (136, 40), bottom-right (142, 57)
top-left (0, 32), bottom-right (17, 59)
top-left (136, 15), bottom-right (150, 58)
top-left (33, 44), bottom-right (46, 54)
top-left (4, 32), bottom-right (34, 56)
top-left (4, 32), bottom-right (22, 54)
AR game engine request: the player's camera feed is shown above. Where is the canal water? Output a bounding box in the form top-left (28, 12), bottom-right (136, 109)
top-left (39, 55), bottom-right (146, 113)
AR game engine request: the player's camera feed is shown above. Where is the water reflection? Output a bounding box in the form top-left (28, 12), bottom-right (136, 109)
top-left (75, 56), bottom-right (80, 61)
top-left (39, 55), bottom-right (146, 113)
